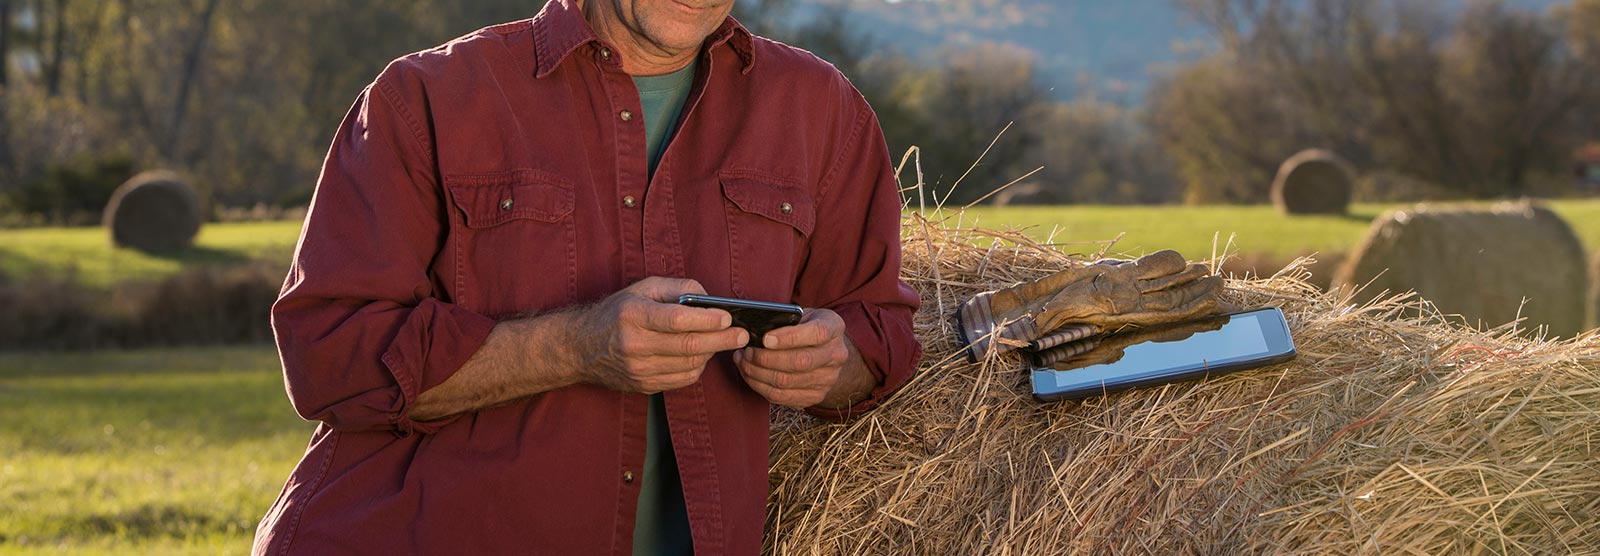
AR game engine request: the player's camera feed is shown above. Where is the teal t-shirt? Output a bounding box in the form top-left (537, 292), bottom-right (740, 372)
top-left (635, 60), bottom-right (698, 176)
top-left (631, 58), bottom-right (697, 556)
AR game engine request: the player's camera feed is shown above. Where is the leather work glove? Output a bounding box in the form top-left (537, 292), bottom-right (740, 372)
top-left (955, 250), bottom-right (1227, 362)
top-left (1027, 317), bottom-right (1228, 370)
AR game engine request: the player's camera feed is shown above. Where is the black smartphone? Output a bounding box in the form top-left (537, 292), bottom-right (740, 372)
top-left (677, 294), bottom-right (804, 349)
top-left (1028, 307), bottom-right (1297, 402)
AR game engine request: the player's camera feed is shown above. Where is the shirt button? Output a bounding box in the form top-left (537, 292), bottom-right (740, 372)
top-left (500, 198), bottom-right (514, 211)
top-left (780, 202), bottom-right (793, 214)
top-left (622, 470), bottom-right (635, 484)
top-left (622, 195), bottom-right (637, 208)
top-left (619, 109), bottom-right (634, 122)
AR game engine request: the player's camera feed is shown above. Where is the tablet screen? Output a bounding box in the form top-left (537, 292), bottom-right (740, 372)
top-left (1081, 313), bottom-right (1269, 371)
top-left (1032, 309), bottom-right (1291, 397)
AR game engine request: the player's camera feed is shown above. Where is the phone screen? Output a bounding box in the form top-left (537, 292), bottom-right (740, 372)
top-left (1030, 307), bottom-right (1296, 401)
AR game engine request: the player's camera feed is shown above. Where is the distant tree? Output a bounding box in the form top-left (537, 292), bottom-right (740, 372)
top-left (0, 0), bottom-right (12, 177)
top-left (1031, 100), bottom-right (1178, 204)
top-left (1157, 0), bottom-right (1597, 202)
top-left (1, 0), bottom-right (11, 88)
top-left (1146, 57), bottom-right (1312, 203)
top-left (897, 43), bottom-right (1052, 205)
top-left (1556, 0), bottom-right (1600, 142)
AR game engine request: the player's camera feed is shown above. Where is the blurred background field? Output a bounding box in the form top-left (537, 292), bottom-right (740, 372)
top-left (6, 200), bottom-right (1600, 289)
top-left (0, 347), bottom-right (306, 555)
top-left (4, 0), bottom-right (1600, 553)
top-left (0, 221), bottom-right (297, 288)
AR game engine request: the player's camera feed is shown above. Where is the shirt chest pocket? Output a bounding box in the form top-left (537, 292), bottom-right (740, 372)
top-left (444, 170), bottom-right (577, 317)
top-left (720, 175), bottom-right (815, 302)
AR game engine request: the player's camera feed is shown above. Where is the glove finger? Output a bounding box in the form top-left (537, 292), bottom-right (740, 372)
top-left (1138, 263), bottom-right (1211, 294)
top-left (1129, 250), bottom-right (1189, 281)
top-left (1141, 317), bottom-right (1226, 343)
top-left (1116, 294), bottom-right (1224, 328)
top-left (1030, 337), bottom-right (1100, 367)
top-left (1014, 264), bottom-right (1098, 304)
top-left (1140, 275), bottom-right (1224, 313)
top-left (1062, 342), bottom-right (1130, 368)
top-left (1026, 323), bottom-right (1100, 351)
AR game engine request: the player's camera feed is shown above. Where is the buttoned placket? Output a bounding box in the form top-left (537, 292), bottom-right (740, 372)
top-left (648, 48), bottom-right (732, 556)
top-left (587, 37), bottom-right (742, 555)
top-left (592, 40), bottom-right (652, 556)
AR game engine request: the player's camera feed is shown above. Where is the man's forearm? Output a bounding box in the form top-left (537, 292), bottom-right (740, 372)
top-left (409, 311), bottom-right (584, 422)
top-left (816, 338), bottom-right (878, 410)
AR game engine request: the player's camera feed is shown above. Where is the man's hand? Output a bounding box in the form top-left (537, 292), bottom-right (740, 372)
top-left (733, 308), bottom-right (875, 409)
top-left (573, 277), bottom-right (749, 394)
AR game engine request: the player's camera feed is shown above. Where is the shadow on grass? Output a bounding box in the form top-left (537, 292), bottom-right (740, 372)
top-left (1337, 210), bottom-right (1382, 224)
top-left (137, 245), bottom-right (255, 266)
top-left (69, 503), bottom-right (244, 540)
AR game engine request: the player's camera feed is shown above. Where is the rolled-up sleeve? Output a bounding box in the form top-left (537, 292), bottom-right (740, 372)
top-left (272, 69), bottom-right (494, 437)
top-left (795, 99), bottom-right (923, 420)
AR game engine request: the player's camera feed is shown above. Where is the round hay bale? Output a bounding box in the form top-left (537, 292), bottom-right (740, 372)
top-left (1331, 201), bottom-right (1587, 338)
top-left (102, 170), bottom-right (202, 253)
top-left (1591, 251), bottom-right (1600, 331)
top-left (1271, 149), bottom-right (1353, 215)
top-left (766, 216), bottom-right (1600, 554)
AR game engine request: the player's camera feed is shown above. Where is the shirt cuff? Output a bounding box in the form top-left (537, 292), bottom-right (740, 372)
top-left (805, 301), bottom-right (921, 420)
top-left (379, 297), bottom-right (498, 436)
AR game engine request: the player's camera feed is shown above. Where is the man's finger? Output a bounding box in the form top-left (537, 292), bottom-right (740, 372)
top-left (741, 378), bottom-right (816, 409)
top-left (629, 276), bottom-right (708, 303)
top-left (762, 310), bottom-right (843, 350)
top-left (634, 354), bottom-right (713, 376)
top-left (738, 356), bottom-right (834, 391)
top-left (648, 327), bottom-right (749, 356)
top-left (637, 301), bottom-right (733, 333)
top-left (639, 368), bottom-right (706, 393)
top-left (743, 343), bottom-right (847, 374)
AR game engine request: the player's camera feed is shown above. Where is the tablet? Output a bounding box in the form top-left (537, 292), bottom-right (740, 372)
top-left (1028, 307), bottom-right (1297, 402)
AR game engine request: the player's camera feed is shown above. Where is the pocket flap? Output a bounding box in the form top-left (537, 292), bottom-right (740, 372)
top-left (720, 176), bottom-right (816, 237)
top-left (445, 170), bottom-right (574, 228)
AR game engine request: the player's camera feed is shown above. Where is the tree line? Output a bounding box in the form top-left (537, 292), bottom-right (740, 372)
top-left (1, 0), bottom-right (1596, 224)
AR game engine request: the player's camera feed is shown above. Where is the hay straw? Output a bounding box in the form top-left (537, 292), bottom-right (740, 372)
top-left (766, 212), bottom-right (1600, 555)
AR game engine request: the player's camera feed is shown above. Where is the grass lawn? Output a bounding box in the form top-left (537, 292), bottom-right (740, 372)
top-left (954, 199), bottom-right (1600, 261)
top-left (2, 199), bottom-right (1597, 289)
top-left (0, 346), bottom-right (310, 555)
top-left (1, 200), bottom-right (1597, 555)
top-left (0, 221), bottom-right (302, 289)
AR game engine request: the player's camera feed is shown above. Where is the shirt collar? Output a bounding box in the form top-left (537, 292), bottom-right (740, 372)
top-left (532, 0), bottom-right (755, 78)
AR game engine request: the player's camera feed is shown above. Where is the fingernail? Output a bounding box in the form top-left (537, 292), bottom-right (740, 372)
top-left (763, 335), bottom-right (778, 349)
top-left (737, 330), bottom-right (750, 347)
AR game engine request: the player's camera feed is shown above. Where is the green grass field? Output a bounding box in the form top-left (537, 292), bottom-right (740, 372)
top-left (0, 221), bottom-right (301, 289)
top-left (0, 347), bottom-right (309, 555)
top-left (4, 200), bottom-right (1597, 289)
top-left (954, 200), bottom-right (1600, 260)
top-left (2, 200), bottom-right (1598, 554)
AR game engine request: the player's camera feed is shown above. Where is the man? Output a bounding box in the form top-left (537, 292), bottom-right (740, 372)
top-left (254, 0), bottom-right (921, 554)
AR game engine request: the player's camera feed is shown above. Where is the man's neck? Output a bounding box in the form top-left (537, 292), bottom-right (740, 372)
top-left (578, 1), bottom-right (700, 77)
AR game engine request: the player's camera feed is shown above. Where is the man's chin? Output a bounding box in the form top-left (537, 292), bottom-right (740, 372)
top-left (647, 27), bottom-right (720, 53)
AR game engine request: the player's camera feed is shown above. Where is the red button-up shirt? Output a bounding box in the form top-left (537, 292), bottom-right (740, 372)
top-left (254, 2), bottom-right (921, 554)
